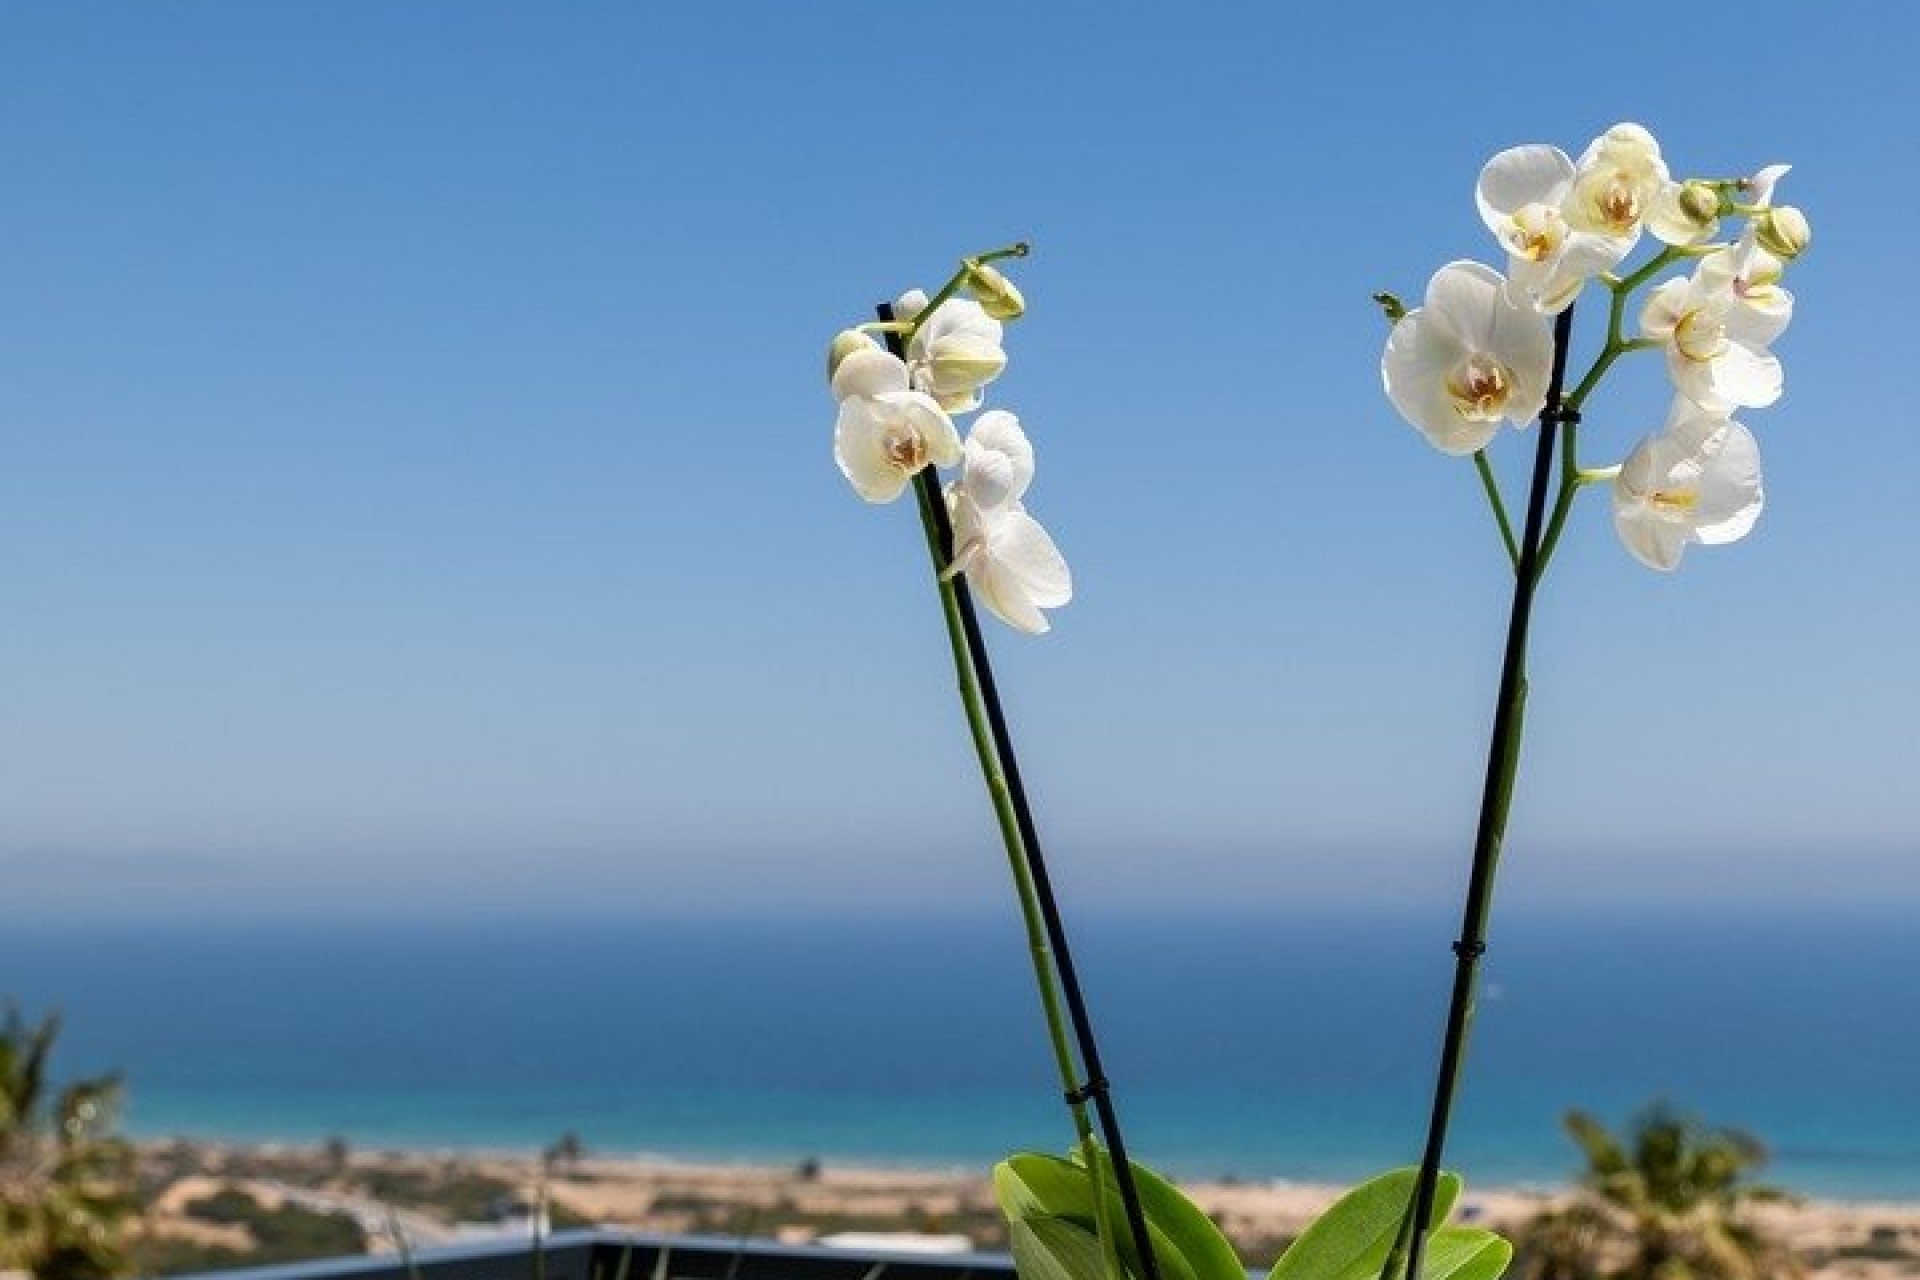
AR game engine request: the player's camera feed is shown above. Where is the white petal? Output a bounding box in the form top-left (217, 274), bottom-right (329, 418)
top-left (892, 288), bottom-right (929, 323)
top-left (1425, 260), bottom-right (1506, 348)
top-left (1383, 309), bottom-right (1494, 455)
top-left (973, 517), bottom-right (1069, 635)
top-left (973, 561), bottom-right (1050, 633)
top-left (1729, 289), bottom-right (1792, 348)
top-left (1579, 122), bottom-right (1666, 181)
top-left (831, 391), bottom-right (960, 504)
top-left (1504, 256), bottom-right (1560, 310)
top-left (1746, 163), bottom-right (1791, 207)
top-left (963, 449), bottom-right (1016, 510)
top-left (1476, 145), bottom-right (1573, 234)
top-left (932, 386), bottom-right (984, 414)
top-left (962, 410), bottom-right (1035, 509)
top-left (1611, 439), bottom-right (1691, 571)
top-left (1614, 502), bottom-right (1692, 570)
top-left (1690, 423), bottom-right (1764, 543)
top-left (911, 296), bottom-right (1003, 355)
top-left (1486, 296), bottom-right (1554, 422)
top-left (1560, 230), bottom-right (1634, 281)
top-left (1660, 396), bottom-right (1717, 436)
top-left (1435, 261), bottom-right (1552, 420)
top-left (1702, 342), bottom-right (1783, 411)
top-left (1648, 181), bottom-right (1721, 246)
top-left (1385, 262), bottom-right (1552, 453)
top-left (987, 507), bottom-right (1072, 607)
top-left (890, 392), bottom-right (963, 468)
top-left (1611, 412), bottom-right (1764, 568)
top-left (922, 331), bottom-right (1008, 395)
top-left (1504, 230), bottom-right (1627, 314)
top-left (833, 399), bottom-right (911, 504)
top-left (968, 408), bottom-right (1031, 459)
top-left (831, 347), bottom-right (908, 401)
top-left (1639, 277), bottom-right (1689, 341)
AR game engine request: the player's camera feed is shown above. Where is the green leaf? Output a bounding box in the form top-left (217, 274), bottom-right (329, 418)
top-left (1008, 1215), bottom-right (1113, 1280)
top-left (996, 1153), bottom-right (1219, 1280)
top-left (1421, 1227), bottom-right (1512, 1280)
top-left (998, 1152), bottom-right (1100, 1220)
top-left (1268, 1168), bottom-right (1463, 1280)
top-left (1118, 1160), bottom-right (1246, 1280)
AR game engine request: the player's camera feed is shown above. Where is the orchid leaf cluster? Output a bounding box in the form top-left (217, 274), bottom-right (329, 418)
top-left (1382, 122), bottom-right (1809, 571)
top-left (995, 1157), bottom-right (1509, 1280)
top-left (829, 248), bottom-right (1072, 633)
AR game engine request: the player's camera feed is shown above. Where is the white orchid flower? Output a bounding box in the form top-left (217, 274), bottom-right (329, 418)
top-left (1382, 261), bottom-right (1555, 455)
top-left (1566, 123), bottom-right (1668, 242)
top-left (943, 412), bottom-right (1070, 634)
top-left (1477, 144), bottom-right (1632, 312)
top-left (832, 346), bottom-right (961, 504)
top-left (1640, 258), bottom-right (1785, 414)
top-left (894, 288), bottom-right (1007, 413)
top-left (1612, 401), bottom-right (1764, 571)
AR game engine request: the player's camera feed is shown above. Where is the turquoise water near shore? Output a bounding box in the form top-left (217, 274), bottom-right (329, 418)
top-left (4, 908), bottom-right (1916, 1198)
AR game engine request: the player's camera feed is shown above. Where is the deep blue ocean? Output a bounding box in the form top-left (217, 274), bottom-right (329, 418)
top-left (3, 907), bottom-right (1916, 1199)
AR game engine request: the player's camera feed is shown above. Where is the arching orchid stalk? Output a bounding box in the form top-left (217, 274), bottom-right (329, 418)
top-left (1376, 125), bottom-right (1810, 1280)
top-left (830, 245), bottom-right (1171, 1280)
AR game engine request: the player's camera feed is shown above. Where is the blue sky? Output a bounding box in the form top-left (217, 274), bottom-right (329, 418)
top-left (2, 2), bottom-right (1914, 920)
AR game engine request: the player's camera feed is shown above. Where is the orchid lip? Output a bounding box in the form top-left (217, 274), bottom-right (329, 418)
top-left (1446, 355), bottom-right (1513, 420)
top-left (1650, 488), bottom-right (1699, 513)
top-left (1673, 311), bottom-right (1727, 364)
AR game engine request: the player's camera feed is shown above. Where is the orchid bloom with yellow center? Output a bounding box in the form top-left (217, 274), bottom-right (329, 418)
top-left (1641, 258), bottom-right (1786, 415)
top-left (830, 338), bottom-right (962, 504)
top-left (1612, 400), bottom-right (1764, 571)
top-left (1566, 122), bottom-right (1668, 240)
top-left (1477, 144), bottom-right (1633, 313)
top-left (1382, 261), bottom-right (1554, 455)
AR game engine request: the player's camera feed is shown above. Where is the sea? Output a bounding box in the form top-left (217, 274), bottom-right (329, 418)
top-left (3, 906), bottom-right (1917, 1200)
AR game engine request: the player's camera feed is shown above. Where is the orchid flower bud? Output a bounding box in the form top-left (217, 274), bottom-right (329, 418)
top-left (965, 260), bottom-right (1026, 320)
top-left (1754, 206), bottom-right (1811, 260)
top-left (827, 329), bottom-right (877, 385)
top-left (1649, 180), bottom-right (1723, 247)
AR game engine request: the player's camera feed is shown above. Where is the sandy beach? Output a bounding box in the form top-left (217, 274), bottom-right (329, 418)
top-left (133, 1139), bottom-right (1920, 1279)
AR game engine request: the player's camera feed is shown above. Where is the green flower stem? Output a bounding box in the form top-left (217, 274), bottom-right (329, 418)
top-left (907, 479), bottom-right (1086, 1116)
top-left (1534, 250), bottom-right (1682, 580)
top-left (1472, 451), bottom-right (1519, 568)
top-left (906, 470), bottom-right (1125, 1280)
top-left (1390, 304), bottom-right (1577, 1280)
top-left (1530, 416), bottom-right (1583, 587)
top-left (905, 470), bottom-right (1122, 1274)
top-left (911, 242), bottom-right (1030, 331)
top-left (1563, 255), bottom-right (1661, 412)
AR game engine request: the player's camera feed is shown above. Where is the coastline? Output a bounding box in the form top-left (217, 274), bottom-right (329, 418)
top-left (136, 1137), bottom-right (1920, 1279)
